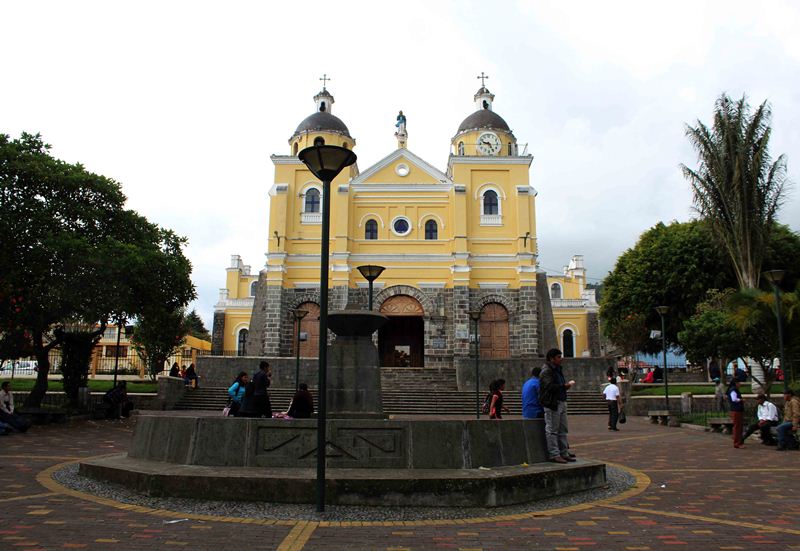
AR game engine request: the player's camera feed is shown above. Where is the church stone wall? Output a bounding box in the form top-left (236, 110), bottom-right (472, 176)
top-left (211, 312), bottom-right (226, 355)
top-left (587, 312), bottom-right (601, 357)
top-left (246, 282), bottom-right (547, 366)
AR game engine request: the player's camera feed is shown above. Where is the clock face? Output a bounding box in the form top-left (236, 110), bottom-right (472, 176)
top-left (477, 132), bottom-right (501, 155)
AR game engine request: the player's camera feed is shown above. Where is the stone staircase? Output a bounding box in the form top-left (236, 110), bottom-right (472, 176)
top-left (174, 367), bottom-right (608, 415)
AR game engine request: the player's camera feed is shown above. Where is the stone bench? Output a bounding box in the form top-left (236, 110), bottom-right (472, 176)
top-left (708, 417), bottom-right (734, 434)
top-left (648, 410), bottom-right (670, 425)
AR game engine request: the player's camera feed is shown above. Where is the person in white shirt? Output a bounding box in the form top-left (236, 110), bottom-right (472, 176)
top-left (743, 393), bottom-right (779, 445)
top-left (602, 377), bottom-right (622, 431)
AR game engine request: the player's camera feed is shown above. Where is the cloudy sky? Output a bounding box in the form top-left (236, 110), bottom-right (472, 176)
top-left (3, 1), bottom-right (799, 328)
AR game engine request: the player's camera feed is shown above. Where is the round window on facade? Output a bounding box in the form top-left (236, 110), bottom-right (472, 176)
top-left (391, 216), bottom-right (411, 236)
top-left (395, 163), bottom-right (410, 177)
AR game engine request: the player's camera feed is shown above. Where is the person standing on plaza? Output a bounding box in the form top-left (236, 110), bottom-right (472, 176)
top-left (727, 378), bottom-right (745, 448)
top-left (603, 377), bottom-right (622, 431)
top-left (251, 360), bottom-right (273, 418)
top-left (742, 393), bottom-right (779, 445)
top-left (488, 379), bottom-right (509, 419)
top-left (776, 389), bottom-right (800, 451)
top-left (539, 348), bottom-right (576, 463)
top-left (227, 371), bottom-right (249, 417)
top-left (521, 366), bottom-right (543, 419)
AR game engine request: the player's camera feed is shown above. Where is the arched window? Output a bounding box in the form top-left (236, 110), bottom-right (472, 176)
top-left (424, 219), bottom-right (438, 240)
top-left (304, 188), bottom-right (321, 213)
top-left (562, 329), bottom-right (574, 358)
top-left (508, 142), bottom-right (513, 155)
top-left (365, 219), bottom-right (378, 240)
top-left (457, 141), bottom-right (465, 155)
top-left (313, 137), bottom-right (325, 146)
top-left (550, 283), bottom-right (562, 299)
top-left (237, 328), bottom-right (248, 356)
top-left (250, 281), bottom-right (258, 297)
top-left (483, 190), bottom-right (499, 215)
top-left (293, 142), bottom-right (298, 155)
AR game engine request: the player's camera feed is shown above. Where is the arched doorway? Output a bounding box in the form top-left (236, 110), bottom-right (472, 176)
top-left (379, 295), bottom-right (424, 367)
top-left (294, 302), bottom-right (320, 358)
top-left (562, 328), bottom-right (575, 358)
top-left (479, 302), bottom-right (509, 358)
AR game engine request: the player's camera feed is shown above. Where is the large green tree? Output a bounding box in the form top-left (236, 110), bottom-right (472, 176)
top-left (602, 221), bottom-right (800, 357)
top-left (0, 132), bottom-right (196, 407)
top-left (600, 220), bottom-right (733, 354)
top-left (132, 306), bottom-right (190, 380)
top-left (681, 94), bottom-right (788, 289)
top-left (185, 309), bottom-right (211, 341)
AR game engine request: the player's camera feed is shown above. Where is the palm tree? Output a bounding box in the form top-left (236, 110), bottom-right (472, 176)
top-left (681, 94), bottom-right (788, 289)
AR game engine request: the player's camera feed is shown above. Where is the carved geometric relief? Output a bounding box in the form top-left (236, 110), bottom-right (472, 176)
top-left (380, 295), bottom-right (424, 316)
top-left (256, 425), bottom-right (406, 467)
top-left (335, 428), bottom-right (404, 462)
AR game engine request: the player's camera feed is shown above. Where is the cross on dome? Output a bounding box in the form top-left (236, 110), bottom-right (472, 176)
top-left (319, 73), bottom-right (330, 90)
top-left (477, 72), bottom-right (489, 87)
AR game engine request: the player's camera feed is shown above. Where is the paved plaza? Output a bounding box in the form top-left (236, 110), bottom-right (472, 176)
top-left (0, 414), bottom-right (798, 550)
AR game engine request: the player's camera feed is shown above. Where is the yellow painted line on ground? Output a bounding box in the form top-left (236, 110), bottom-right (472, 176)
top-left (36, 456), bottom-right (650, 530)
top-left (276, 521), bottom-right (318, 551)
top-left (644, 468), bottom-right (798, 473)
top-left (601, 504), bottom-right (800, 536)
top-left (0, 492), bottom-right (57, 503)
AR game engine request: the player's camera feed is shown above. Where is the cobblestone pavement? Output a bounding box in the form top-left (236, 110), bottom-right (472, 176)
top-left (1, 414), bottom-right (798, 550)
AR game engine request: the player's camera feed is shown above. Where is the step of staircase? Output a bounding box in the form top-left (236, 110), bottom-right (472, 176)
top-left (173, 386), bottom-right (608, 415)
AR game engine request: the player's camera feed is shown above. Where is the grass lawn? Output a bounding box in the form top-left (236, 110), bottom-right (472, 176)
top-left (0, 378), bottom-right (157, 393)
top-left (633, 383), bottom-right (784, 396)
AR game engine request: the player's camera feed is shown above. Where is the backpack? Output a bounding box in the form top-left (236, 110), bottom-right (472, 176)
top-left (482, 392), bottom-right (492, 414)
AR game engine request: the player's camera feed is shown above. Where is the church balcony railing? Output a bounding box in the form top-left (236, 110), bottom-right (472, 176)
top-left (449, 143), bottom-right (529, 156)
top-left (551, 298), bottom-right (588, 308)
top-left (301, 212), bottom-right (322, 224)
top-left (479, 214), bottom-right (502, 226)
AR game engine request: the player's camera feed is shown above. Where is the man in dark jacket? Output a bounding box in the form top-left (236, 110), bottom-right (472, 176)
top-left (539, 348), bottom-right (576, 463)
top-left (251, 361), bottom-right (273, 418)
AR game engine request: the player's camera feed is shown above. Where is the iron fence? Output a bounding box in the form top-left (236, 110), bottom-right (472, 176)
top-left (0, 348), bottom-right (196, 379)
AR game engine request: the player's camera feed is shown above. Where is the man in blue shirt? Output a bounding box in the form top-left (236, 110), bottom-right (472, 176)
top-left (522, 366), bottom-right (543, 419)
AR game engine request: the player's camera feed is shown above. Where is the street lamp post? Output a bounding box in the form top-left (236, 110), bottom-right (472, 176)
top-left (298, 145), bottom-right (357, 513)
top-left (763, 270), bottom-right (788, 392)
top-left (468, 310), bottom-right (481, 419)
top-left (655, 306), bottom-right (670, 413)
top-left (357, 265), bottom-right (386, 310)
top-left (291, 309), bottom-right (308, 392)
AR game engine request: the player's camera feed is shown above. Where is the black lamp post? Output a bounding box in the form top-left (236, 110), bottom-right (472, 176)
top-left (357, 265), bottom-right (385, 310)
top-left (468, 310), bottom-right (481, 419)
top-left (763, 270), bottom-right (788, 392)
top-left (655, 306), bottom-right (670, 412)
top-left (298, 144), bottom-right (357, 513)
top-left (291, 309), bottom-right (309, 392)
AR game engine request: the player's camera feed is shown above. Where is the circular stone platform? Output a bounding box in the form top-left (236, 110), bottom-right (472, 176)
top-left (79, 413), bottom-right (606, 508)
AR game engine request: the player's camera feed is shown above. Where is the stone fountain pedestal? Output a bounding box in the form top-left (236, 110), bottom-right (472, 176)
top-left (325, 307), bottom-right (388, 419)
top-left (79, 306), bottom-right (606, 507)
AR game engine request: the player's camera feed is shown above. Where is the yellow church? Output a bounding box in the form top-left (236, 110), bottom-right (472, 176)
top-left (211, 83), bottom-right (600, 366)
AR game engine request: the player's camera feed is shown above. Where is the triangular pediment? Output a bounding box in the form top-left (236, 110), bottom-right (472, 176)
top-left (351, 149), bottom-right (452, 185)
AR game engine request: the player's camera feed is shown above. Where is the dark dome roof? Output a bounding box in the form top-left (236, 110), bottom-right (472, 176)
top-left (293, 111), bottom-right (351, 137)
top-left (457, 109), bottom-right (511, 133)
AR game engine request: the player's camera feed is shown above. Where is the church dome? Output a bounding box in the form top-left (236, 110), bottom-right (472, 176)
top-left (293, 111), bottom-right (351, 137)
top-left (457, 109), bottom-right (511, 133)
